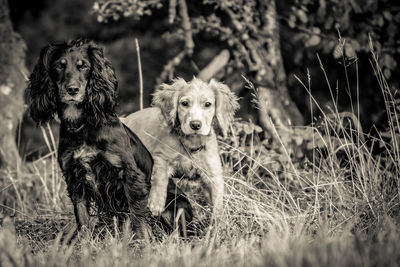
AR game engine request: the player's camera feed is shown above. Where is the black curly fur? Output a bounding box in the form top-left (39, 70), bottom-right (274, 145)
top-left (27, 39), bottom-right (192, 237)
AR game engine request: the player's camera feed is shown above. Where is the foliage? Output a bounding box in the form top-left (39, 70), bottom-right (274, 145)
top-left (93, 0), bottom-right (163, 22)
top-left (93, 0), bottom-right (283, 84)
top-left (282, 0), bottom-right (400, 79)
top-left (93, 0), bottom-right (400, 81)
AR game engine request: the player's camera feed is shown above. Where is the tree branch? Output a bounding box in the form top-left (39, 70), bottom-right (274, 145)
top-left (169, 0), bottom-right (177, 23)
top-left (198, 49), bottom-right (230, 81)
top-left (156, 50), bottom-right (186, 87)
top-left (156, 0), bottom-right (194, 86)
top-left (178, 0), bottom-right (194, 56)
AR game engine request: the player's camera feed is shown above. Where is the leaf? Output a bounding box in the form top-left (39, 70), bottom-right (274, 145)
top-left (383, 68), bottom-right (392, 79)
top-left (381, 53), bottom-right (397, 70)
top-left (97, 15), bottom-right (104, 23)
top-left (297, 9), bottom-right (308, 24)
top-left (324, 16), bottom-right (334, 30)
top-left (305, 35), bottom-right (321, 47)
top-left (312, 27), bottom-right (321, 34)
top-left (375, 15), bottom-right (384, 27)
top-left (288, 14), bottom-right (296, 28)
top-left (93, 2), bottom-right (100, 11)
top-left (243, 124), bottom-right (253, 135)
top-left (344, 42), bottom-right (356, 58)
top-left (383, 10), bottom-right (392, 21)
top-left (254, 125), bottom-right (263, 133)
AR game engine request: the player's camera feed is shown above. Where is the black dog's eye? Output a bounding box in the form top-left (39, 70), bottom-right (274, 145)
top-left (204, 102), bottom-right (212, 108)
top-left (181, 101), bottom-right (189, 107)
top-left (77, 60), bottom-right (88, 70)
top-left (56, 59), bottom-right (67, 70)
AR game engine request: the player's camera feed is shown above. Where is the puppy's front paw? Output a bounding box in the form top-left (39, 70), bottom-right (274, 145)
top-left (147, 191), bottom-right (166, 216)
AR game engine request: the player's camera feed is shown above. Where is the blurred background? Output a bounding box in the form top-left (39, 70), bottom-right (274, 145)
top-left (5, 0), bottom-right (400, 160)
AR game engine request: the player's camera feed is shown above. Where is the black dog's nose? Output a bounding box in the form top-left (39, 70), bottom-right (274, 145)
top-left (190, 120), bottom-right (202, 131)
top-left (66, 87), bottom-right (79, 96)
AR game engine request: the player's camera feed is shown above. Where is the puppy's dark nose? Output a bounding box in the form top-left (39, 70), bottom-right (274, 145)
top-left (66, 87), bottom-right (79, 96)
top-left (190, 120), bottom-right (202, 131)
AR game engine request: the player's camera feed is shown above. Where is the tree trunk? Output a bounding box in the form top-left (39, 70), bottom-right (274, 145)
top-left (253, 0), bottom-right (304, 137)
top-left (0, 0), bottom-right (27, 170)
top-left (222, 0), bottom-right (303, 139)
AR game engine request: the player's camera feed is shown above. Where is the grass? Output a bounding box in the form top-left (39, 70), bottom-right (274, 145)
top-left (1, 49), bottom-right (400, 266)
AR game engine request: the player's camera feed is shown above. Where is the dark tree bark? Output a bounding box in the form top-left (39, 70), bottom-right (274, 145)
top-left (0, 0), bottom-right (27, 170)
top-left (257, 0), bottom-right (304, 126)
top-left (222, 0), bottom-right (304, 138)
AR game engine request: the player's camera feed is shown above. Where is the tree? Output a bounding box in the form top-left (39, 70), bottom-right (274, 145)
top-left (0, 0), bottom-right (27, 170)
top-left (93, 0), bottom-right (305, 139)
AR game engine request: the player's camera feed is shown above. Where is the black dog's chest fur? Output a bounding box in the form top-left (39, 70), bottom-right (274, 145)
top-left (64, 143), bottom-right (105, 189)
top-left (58, 124), bottom-right (144, 215)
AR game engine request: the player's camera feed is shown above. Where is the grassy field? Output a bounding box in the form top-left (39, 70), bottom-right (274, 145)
top-left (1, 51), bottom-right (400, 266)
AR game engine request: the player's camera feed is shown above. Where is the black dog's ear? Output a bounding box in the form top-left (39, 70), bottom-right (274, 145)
top-left (27, 44), bottom-right (58, 126)
top-left (85, 42), bottom-right (118, 126)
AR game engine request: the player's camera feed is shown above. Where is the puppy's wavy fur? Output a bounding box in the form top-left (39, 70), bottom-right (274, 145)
top-left (27, 39), bottom-right (192, 237)
top-left (122, 77), bottom-right (239, 217)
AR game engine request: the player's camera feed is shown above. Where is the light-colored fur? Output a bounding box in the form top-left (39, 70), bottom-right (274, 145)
top-left (122, 77), bottom-right (239, 216)
top-left (63, 104), bottom-right (82, 121)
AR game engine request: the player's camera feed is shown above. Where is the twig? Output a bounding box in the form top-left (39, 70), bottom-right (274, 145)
top-left (135, 38), bottom-right (143, 110)
top-left (169, 0), bottom-right (177, 23)
top-left (156, 51), bottom-right (186, 87)
top-left (156, 0), bottom-right (194, 86)
top-left (179, 0), bottom-right (194, 56)
top-left (198, 49), bottom-right (230, 81)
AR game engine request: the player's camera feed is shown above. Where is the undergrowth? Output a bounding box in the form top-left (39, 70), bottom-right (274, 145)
top-left (0, 44), bottom-right (399, 266)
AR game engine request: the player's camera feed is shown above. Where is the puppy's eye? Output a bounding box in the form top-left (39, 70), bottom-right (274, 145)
top-left (181, 101), bottom-right (189, 107)
top-left (204, 102), bottom-right (212, 108)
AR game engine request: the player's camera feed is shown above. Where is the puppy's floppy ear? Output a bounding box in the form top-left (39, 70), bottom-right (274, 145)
top-left (152, 78), bottom-right (186, 127)
top-left (85, 42), bottom-right (118, 126)
top-left (209, 79), bottom-right (239, 137)
top-left (27, 44), bottom-right (58, 126)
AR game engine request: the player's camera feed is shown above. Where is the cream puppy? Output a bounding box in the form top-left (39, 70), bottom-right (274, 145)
top-left (122, 77), bottom-right (239, 217)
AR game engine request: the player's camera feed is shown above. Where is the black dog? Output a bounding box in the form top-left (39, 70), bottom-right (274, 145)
top-left (27, 39), bottom-right (192, 238)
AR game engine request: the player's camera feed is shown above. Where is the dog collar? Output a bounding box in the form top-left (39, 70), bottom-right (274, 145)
top-left (190, 145), bottom-right (205, 153)
top-left (67, 124), bottom-right (85, 133)
top-left (179, 137), bottom-right (206, 154)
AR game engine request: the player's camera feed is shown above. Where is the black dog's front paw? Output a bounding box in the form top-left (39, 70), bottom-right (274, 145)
top-left (74, 201), bottom-right (90, 230)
